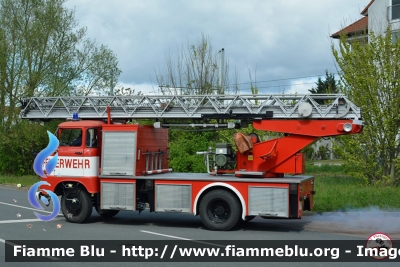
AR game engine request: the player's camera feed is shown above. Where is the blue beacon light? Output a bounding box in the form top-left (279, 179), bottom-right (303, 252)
top-left (72, 112), bottom-right (79, 121)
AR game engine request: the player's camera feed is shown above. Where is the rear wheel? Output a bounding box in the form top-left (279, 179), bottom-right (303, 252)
top-left (199, 189), bottom-right (241, 231)
top-left (61, 187), bottom-right (93, 223)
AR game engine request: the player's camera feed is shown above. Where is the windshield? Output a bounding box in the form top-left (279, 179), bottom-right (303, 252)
top-left (59, 129), bottom-right (82, 147)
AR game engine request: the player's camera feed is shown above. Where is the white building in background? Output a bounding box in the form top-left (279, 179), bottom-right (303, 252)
top-left (331, 0), bottom-right (400, 42)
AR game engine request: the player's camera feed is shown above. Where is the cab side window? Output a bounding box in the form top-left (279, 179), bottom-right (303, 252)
top-left (86, 128), bottom-right (98, 148)
top-left (59, 129), bottom-right (82, 146)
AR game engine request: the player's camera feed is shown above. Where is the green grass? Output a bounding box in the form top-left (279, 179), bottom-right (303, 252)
top-left (310, 159), bottom-right (344, 165)
top-left (306, 164), bottom-right (345, 175)
top-left (0, 174), bottom-right (40, 189)
top-left (306, 164), bottom-right (400, 212)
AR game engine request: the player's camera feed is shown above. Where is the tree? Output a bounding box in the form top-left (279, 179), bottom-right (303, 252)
top-left (332, 29), bottom-right (400, 186)
top-left (168, 129), bottom-right (217, 173)
top-left (155, 33), bottom-right (237, 95)
top-left (247, 65), bottom-right (260, 105)
top-left (155, 34), bottom-right (238, 172)
top-left (0, 0), bottom-right (121, 175)
top-left (308, 70), bottom-right (338, 95)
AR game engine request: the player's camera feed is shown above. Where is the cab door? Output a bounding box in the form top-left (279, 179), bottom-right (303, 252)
top-left (83, 128), bottom-right (100, 177)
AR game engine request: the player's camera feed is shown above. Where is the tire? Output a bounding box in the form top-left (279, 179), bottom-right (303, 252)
top-left (199, 189), bottom-right (242, 231)
top-left (61, 187), bottom-right (93, 223)
top-left (95, 206), bottom-right (120, 218)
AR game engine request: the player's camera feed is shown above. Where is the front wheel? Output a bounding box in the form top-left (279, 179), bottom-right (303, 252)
top-left (61, 187), bottom-right (93, 223)
top-left (199, 189), bottom-right (241, 231)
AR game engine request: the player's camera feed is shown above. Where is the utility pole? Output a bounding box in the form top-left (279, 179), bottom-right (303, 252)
top-left (218, 48), bottom-right (225, 92)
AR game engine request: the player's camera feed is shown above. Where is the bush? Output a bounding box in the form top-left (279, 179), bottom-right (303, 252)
top-left (302, 146), bottom-right (314, 160)
top-left (315, 144), bottom-right (330, 160)
top-left (0, 120), bottom-right (59, 175)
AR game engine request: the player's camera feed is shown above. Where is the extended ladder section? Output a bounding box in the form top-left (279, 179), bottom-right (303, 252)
top-left (19, 94), bottom-right (362, 120)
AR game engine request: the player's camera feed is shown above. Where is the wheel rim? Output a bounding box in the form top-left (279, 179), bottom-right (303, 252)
top-left (65, 193), bottom-right (82, 216)
top-left (206, 199), bottom-right (230, 223)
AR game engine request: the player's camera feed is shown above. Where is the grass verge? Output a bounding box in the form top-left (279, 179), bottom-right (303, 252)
top-left (306, 164), bottom-right (400, 212)
top-left (0, 174), bottom-right (39, 189)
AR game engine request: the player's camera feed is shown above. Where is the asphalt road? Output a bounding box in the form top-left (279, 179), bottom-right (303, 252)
top-left (1, 185), bottom-right (399, 267)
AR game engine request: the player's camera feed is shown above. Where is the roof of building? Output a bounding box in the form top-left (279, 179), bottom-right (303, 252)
top-left (361, 0), bottom-right (375, 15)
top-left (331, 16), bottom-right (368, 39)
top-left (331, 0), bottom-right (373, 39)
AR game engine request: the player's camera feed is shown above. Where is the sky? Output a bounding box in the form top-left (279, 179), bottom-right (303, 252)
top-left (63, 0), bottom-right (370, 95)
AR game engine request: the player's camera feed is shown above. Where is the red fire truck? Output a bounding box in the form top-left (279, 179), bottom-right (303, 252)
top-left (20, 94), bottom-right (363, 231)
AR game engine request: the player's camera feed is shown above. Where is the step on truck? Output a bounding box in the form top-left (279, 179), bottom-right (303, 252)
top-left (20, 94), bottom-right (363, 231)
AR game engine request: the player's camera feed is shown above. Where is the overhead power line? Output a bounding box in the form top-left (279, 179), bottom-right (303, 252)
top-left (235, 73), bottom-right (338, 86)
top-left (254, 82), bottom-right (315, 90)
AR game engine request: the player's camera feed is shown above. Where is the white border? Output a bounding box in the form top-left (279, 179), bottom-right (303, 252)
top-left (192, 182), bottom-right (246, 220)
